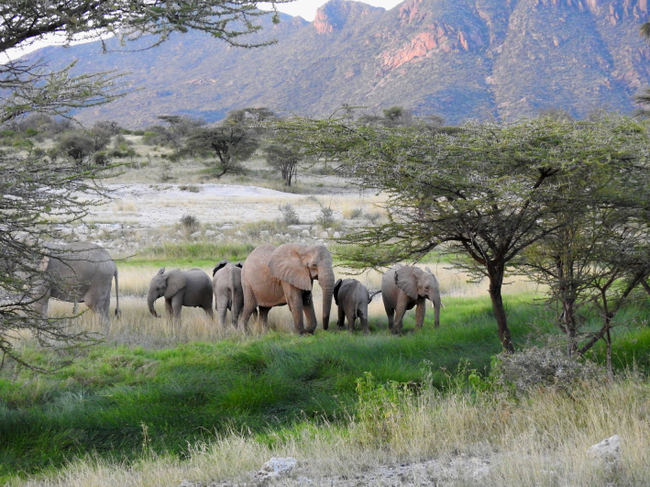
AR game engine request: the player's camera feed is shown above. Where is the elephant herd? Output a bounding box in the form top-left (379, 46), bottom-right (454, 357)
top-left (36, 241), bottom-right (442, 334)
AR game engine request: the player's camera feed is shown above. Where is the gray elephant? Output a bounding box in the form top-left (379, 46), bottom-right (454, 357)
top-left (239, 243), bottom-right (335, 334)
top-left (333, 278), bottom-right (380, 334)
top-left (381, 265), bottom-right (441, 334)
top-left (34, 241), bottom-right (120, 322)
top-left (212, 260), bottom-right (244, 328)
top-left (147, 268), bottom-right (213, 322)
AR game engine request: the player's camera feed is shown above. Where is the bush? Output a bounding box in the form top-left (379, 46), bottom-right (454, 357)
top-left (278, 203), bottom-right (299, 225)
top-left (179, 214), bottom-right (200, 237)
top-left (493, 346), bottom-right (605, 394)
top-left (317, 206), bottom-right (334, 228)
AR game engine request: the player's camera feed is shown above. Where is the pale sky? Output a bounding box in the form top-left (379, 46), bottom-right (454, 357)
top-left (271, 0), bottom-right (403, 21)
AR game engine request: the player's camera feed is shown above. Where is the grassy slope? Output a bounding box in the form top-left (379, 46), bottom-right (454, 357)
top-left (1, 295), bottom-right (648, 481)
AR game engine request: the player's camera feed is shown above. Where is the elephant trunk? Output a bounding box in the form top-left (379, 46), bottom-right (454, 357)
top-left (318, 263), bottom-right (335, 330)
top-left (147, 289), bottom-right (160, 318)
top-left (430, 290), bottom-right (441, 328)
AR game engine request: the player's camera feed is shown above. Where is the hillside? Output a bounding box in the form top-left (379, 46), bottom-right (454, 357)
top-left (27, 0), bottom-right (650, 127)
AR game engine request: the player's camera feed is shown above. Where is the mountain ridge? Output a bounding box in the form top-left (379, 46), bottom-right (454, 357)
top-left (26, 0), bottom-right (650, 127)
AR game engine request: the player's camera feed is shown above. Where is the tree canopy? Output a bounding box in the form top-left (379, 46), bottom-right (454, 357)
top-left (285, 116), bottom-right (649, 352)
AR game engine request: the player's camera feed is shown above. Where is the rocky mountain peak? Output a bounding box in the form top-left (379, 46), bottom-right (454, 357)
top-left (313, 0), bottom-right (385, 34)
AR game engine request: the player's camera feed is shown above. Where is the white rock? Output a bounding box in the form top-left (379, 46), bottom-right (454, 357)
top-left (254, 457), bottom-right (297, 482)
top-left (587, 434), bottom-right (621, 463)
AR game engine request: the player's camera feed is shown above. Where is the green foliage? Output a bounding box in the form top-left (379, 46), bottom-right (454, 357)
top-left (132, 241), bottom-right (254, 267)
top-left (289, 115), bottom-right (649, 353)
top-left (353, 371), bottom-right (414, 447)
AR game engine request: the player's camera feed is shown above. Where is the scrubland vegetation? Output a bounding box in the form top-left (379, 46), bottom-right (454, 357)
top-left (1, 112), bottom-right (648, 486)
top-left (2, 5), bottom-right (648, 487)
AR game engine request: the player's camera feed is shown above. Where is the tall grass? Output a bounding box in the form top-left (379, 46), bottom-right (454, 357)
top-left (9, 373), bottom-right (649, 486)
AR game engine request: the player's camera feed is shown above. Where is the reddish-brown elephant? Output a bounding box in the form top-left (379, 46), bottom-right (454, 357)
top-left (238, 243), bottom-right (334, 334)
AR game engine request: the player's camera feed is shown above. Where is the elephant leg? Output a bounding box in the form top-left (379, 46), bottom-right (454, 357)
top-left (170, 294), bottom-right (184, 335)
top-left (238, 287), bottom-right (257, 332)
top-left (232, 291), bottom-right (243, 328)
top-left (217, 304), bottom-right (228, 329)
top-left (282, 282), bottom-right (305, 334)
top-left (383, 299), bottom-right (394, 331)
top-left (203, 304), bottom-right (214, 320)
top-left (258, 306), bottom-right (271, 331)
top-left (415, 298), bottom-right (426, 329)
top-left (302, 291), bottom-right (317, 334)
top-left (164, 298), bottom-right (174, 318)
top-left (337, 305), bottom-right (346, 329)
top-left (359, 311), bottom-right (369, 335)
top-left (86, 287), bottom-right (111, 325)
top-left (346, 309), bottom-right (356, 332)
top-left (239, 302), bottom-right (256, 333)
top-left (34, 288), bottom-right (51, 318)
top-left (393, 293), bottom-right (409, 335)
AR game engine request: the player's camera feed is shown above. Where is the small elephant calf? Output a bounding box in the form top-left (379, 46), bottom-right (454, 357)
top-left (212, 260), bottom-right (244, 328)
top-left (147, 268), bottom-right (213, 323)
top-left (333, 278), bottom-right (380, 334)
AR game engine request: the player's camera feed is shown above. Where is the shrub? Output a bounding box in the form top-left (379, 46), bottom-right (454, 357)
top-left (278, 203), bottom-right (300, 225)
top-left (317, 206), bottom-right (334, 228)
top-left (493, 346), bottom-right (605, 394)
top-left (180, 214), bottom-right (200, 237)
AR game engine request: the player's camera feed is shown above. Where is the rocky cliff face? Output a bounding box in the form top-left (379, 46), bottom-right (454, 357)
top-left (29, 0), bottom-right (650, 127)
top-left (313, 0), bottom-right (384, 33)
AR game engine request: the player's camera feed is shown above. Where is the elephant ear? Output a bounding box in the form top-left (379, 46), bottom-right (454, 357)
top-left (333, 279), bottom-right (343, 305)
top-left (395, 266), bottom-right (419, 300)
top-left (268, 244), bottom-right (312, 291)
top-left (164, 270), bottom-right (187, 299)
top-left (425, 267), bottom-right (439, 285)
top-left (213, 260), bottom-right (228, 276)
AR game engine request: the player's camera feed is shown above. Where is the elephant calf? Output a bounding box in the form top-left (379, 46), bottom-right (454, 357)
top-left (212, 260), bottom-right (244, 328)
top-left (381, 265), bottom-right (441, 334)
top-left (147, 268), bottom-right (213, 322)
top-left (334, 278), bottom-right (380, 334)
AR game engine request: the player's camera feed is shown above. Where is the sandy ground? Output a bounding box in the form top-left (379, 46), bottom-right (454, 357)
top-left (87, 182), bottom-right (381, 228)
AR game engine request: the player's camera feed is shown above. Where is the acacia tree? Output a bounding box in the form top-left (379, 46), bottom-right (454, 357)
top-left (287, 116), bottom-right (646, 352)
top-left (0, 0), bottom-right (284, 367)
top-left (518, 119), bottom-right (649, 362)
top-left (183, 108), bottom-right (274, 177)
top-left (264, 143), bottom-right (301, 186)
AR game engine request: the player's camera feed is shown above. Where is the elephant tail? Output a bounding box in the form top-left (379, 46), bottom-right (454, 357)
top-left (114, 269), bottom-right (121, 317)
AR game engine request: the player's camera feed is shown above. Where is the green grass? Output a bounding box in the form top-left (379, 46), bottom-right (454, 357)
top-left (0, 296), bottom-right (647, 482)
top-left (123, 241), bottom-right (255, 267)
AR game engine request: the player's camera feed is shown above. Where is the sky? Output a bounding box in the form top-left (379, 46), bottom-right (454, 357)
top-left (271, 0), bottom-right (403, 21)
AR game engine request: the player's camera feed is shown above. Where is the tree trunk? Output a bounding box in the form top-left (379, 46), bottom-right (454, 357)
top-left (488, 264), bottom-right (514, 352)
